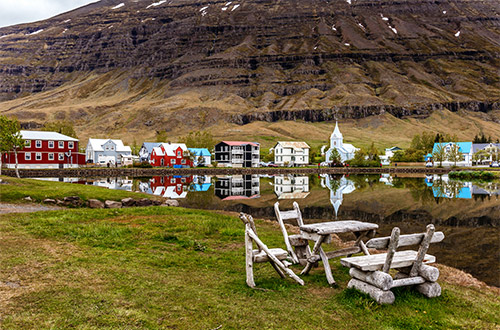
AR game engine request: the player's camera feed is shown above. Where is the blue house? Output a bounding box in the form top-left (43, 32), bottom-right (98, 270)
top-left (188, 148), bottom-right (212, 167)
top-left (432, 142), bottom-right (473, 166)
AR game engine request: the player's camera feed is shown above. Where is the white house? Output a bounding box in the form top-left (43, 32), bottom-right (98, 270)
top-left (274, 141), bottom-right (310, 166)
top-left (432, 142), bottom-right (473, 166)
top-left (86, 138), bottom-right (132, 166)
top-left (325, 122), bottom-right (358, 163)
top-left (380, 146), bottom-right (402, 165)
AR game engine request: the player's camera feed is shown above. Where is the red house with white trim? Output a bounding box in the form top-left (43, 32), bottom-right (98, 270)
top-left (150, 143), bottom-right (192, 168)
top-left (2, 130), bottom-right (85, 169)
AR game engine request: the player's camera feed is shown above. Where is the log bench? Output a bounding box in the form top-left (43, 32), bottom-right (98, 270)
top-left (340, 224), bottom-right (444, 304)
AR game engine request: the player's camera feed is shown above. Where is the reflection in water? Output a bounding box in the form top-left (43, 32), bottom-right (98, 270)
top-left (321, 174), bottom-right (355, 218)
top-left (426, 174), bottom-right (500, 199)
top-left (214, 175), bottom-right (260, 200)
top-left (149, 175), bottom-right (193, 199)
top-left (88, 177), bottom-right (133, 191)
top-left (274, 175), bottom-right (309, 199)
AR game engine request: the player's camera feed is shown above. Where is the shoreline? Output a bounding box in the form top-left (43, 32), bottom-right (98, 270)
top-left (1, 166), bottom-right (457, 178)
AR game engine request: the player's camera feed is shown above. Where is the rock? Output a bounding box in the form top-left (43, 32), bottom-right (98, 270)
top-left (56, 199), bottom-right (65, 206)
top-left (64, 196), bottom-right (80, 202)
top-left (136, 198), bottom-right (152, 207)
top-left (152, 200), bottom-right (162, 206)
top-left (104, 200), bottom-right (122, 209)
top-left (121, 197), bottom-right (136, 207)
top-left (88, 199), bottom-right (104, 209)
top-left (164, 200), bottom-right (179, 207)
top-left (43, 198), bottom-right (57, 204)
top-left (24, 196), bottom-right (32, 201)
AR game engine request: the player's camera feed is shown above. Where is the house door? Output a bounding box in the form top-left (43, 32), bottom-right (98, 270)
top-left (161, 159), bottom-right (164, 166)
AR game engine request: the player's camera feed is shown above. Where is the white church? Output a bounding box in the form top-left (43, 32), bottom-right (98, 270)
top-left (325, 122), bottom-right (358, 162)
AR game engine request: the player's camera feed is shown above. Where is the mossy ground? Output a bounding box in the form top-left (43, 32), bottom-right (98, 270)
top-left (0, 207), bottom-right (498, 329)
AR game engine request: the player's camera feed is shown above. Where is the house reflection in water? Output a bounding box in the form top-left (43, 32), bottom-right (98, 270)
top-left (90, 177), bottom-right (133, 191)
top-left (190, 175), bottom-right (212, 192)
top-left (426, 174), bottom-right (500, 199)
top-left (215, 175), bottom-right (260, 200)
top-left (148, 175), bottom-right (193, 199)
top-left (321, 174), bottom-right (356, 218)
top-left (274, 175), bottom-right (310, 199)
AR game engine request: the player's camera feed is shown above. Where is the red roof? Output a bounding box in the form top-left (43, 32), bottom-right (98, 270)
top-left (221, 141), bottom-right (259, 147)
top-left (222, 194), bottom-right (260, 201)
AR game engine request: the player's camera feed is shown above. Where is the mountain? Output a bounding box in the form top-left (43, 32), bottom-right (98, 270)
top-left (0, 0), bottom-right (499, 145)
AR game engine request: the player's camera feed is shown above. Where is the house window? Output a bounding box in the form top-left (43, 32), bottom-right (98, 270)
top-left (181, 178), bottom-right (186, 183)
top-left (36, 140), bottom-right (42, 148)
top-left (48, 153), bottom-right (54, 161)
top-left (177, 151), bottom-right (181, 157)
top-left (171, 159), bottom-right (175, 164)
top-left (59, 153), bottom-right (64, 160)
top-left (48, 141), bottom-right (54, 148)
top-left (171, 178), bottom-right (176, 184)
top-left (25, 152), bottom-right (31, 160)
top-left (59, 141), bottom-right (64, 148)
top-left (68, 142), bottom-right (74, 149)
top-left (25, 140), bottom-right (31, 148)
top-left (160, 177), bottom-right (164, 184)
top-left (160, 159), bottom-right (164, 166)
top-left (181, 159), bottom-right (186, 164)
top-left (36, 152), bottom-right (42, 161)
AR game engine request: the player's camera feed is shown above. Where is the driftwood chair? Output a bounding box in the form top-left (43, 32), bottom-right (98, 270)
top-left (240, 213), bottom-right (304, 288)
top-left (340, 224), bottom-right (444, 304)
top-left (274, 201), bottom-right (316, 266)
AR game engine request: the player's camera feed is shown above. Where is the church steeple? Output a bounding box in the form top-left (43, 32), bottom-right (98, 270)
top-left (331, 121), bottom-right (342, 139)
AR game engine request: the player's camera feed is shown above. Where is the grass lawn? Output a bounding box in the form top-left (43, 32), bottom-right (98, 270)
top-left (0, 176), bottom-right (160, 205)
top-left (0, 206), bottom-right (499, 329)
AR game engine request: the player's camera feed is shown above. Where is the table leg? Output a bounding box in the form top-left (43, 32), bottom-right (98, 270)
top-left (301, 234), bottom-right (326, 275)
top-left (319, 247), bottom-right (335, 285)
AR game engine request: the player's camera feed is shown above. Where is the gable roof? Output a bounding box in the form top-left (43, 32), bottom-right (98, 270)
top-left (188, 148), bottom-right (211, 156)
top-left (433, 142), bottom-right (472, 154)
top-left (87, 138), bottom-right (132, 153)
top-left (472, 143), bottom-right (500, 153)
top-left (21, 130), bottom-right (78, 142)
top-left (141, 142), bottom-right (162, 153)
top-left (219, 141), bottom-right (259, 147)
top-left (275, 141), bottom-right (310, 149)
top-left (160, 143), bottom-right (188, 156)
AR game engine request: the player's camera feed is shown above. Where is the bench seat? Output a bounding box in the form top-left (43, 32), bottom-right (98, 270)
top-left (341, 250), bottom-right (436, 272)
top-left (253, 248), bottom-right (288, 263)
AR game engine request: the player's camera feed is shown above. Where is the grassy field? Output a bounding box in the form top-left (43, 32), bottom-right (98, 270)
top-left (0, 205), bottom-right (499, 329)
top-left (0, 176), bottom-right (160, 205)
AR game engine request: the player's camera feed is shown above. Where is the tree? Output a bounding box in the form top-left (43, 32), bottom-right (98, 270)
top-left (0, 116), bottom-right (24, 178)
top-left (432, 143), bottom-right (446, 167)
top-left (42, 121), bottom-right (78, 139)
top-left (180, 131), bottom-right (215, 149)
top-left (328, 148), bottom-right (341, 164)
top-left (446, 144), bottom-right (461, 167)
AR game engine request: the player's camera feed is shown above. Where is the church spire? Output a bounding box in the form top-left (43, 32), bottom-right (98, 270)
top-left (331, 121), bottom-right (342, 139)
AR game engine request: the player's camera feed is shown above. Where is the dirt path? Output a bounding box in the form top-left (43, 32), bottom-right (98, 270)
top-left (0, 203), bottom-right (61, 214)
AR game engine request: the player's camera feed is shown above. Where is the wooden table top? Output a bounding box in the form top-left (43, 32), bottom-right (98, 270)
top-left (299, 221), bottom-right (379, 235)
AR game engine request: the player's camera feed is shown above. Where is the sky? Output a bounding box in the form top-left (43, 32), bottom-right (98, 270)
top-left (0, 0), bottom-right (100, 28)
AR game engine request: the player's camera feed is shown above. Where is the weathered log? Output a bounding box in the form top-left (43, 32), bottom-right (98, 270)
top-left (299, 232), bottom-right (332, 244)
top-left (252, 248), bottom-right (288, 263)
top-left (301, 235), bottom-right (326, 275)
top-left (319, 247), bottom-right (335, 285)
top-left (289, 235), bottom-right (308, 246)
top-left (383, 227), bottom-right (400, 273)
top-left (416, 282), bottom-right (442, 298)
top-left (347, 278), bottom-right (395, 304)
top-left (391, 276), bottom-right (426, 288)
top-left (341, 250), bottom-right (435, 271)
top-left (245, 226), bottom-right (256, 288)
top-left (410, 225), bottom-right (435, 277)
top-left (307, 246), bottom-right (361, 263)
top-left (367, 231), bottom-right (444, 249)
top-left (349, 268), bottom-right (393, 291)
top-left (397, 264), bottom-right (440, 282)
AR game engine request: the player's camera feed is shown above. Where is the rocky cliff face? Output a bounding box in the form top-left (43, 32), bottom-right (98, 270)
top-left (0, 0), bottom-right (499, 135)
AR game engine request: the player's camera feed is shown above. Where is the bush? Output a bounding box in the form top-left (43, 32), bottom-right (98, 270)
top-left (449, 171), bottom-right (495, 181)
top-left (134, 161), bottom-right (153, 168)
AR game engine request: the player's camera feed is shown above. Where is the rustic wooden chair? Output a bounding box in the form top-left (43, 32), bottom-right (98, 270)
top-left (274, 201), bottom-right (317, 266)
top-left (340, 224), bottom-right (444, 304)
top-left (239, 213), bottom-right (304, 288)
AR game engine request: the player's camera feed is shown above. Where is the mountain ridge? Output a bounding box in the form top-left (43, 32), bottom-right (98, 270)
top-left (0, 0), bottom-right (499, 144)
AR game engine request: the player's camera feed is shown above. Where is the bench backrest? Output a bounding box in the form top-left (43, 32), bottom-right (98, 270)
top-left (274, 201), bottom-right (304, 263)
top-left (368, 224), bottom-right (443, 275)
top-left (239, 212), bottom-right (261, 252)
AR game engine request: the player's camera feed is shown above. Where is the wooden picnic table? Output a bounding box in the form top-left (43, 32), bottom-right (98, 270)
top-left (299, 220), bottom-right (378, 285)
